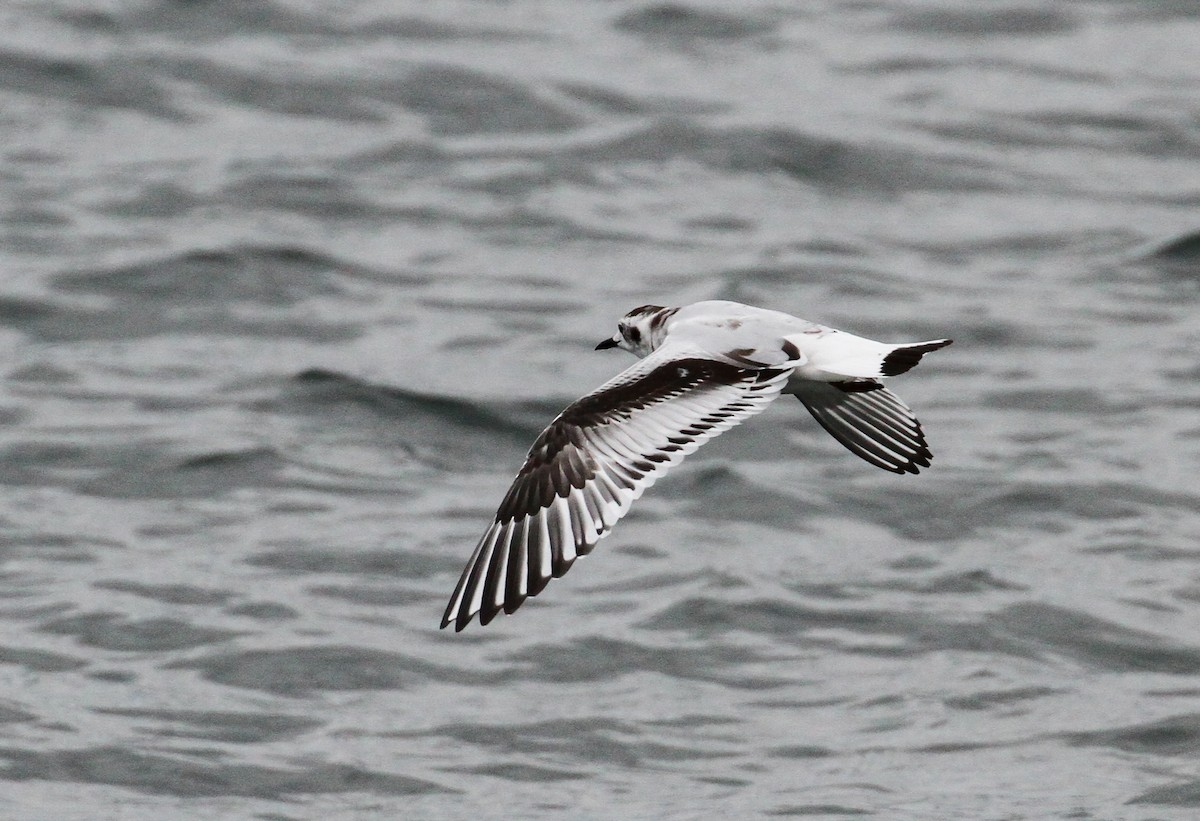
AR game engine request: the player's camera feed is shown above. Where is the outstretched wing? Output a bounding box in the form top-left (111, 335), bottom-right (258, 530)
top-left (792, 380), bottom-right (934, 474)
top-left (442, 348), bottom-right (793, 631)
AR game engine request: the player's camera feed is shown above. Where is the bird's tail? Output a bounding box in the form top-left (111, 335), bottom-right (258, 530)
top-left (795, 335), bottom-right (952, 380)
top-left (879, 339), bottom-right (953, 376)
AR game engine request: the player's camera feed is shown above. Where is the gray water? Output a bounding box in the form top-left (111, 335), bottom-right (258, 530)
top-left (2, 1), bottom-right (1200, 819)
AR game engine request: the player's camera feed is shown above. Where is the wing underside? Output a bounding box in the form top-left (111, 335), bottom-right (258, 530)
top-left (792, 380), bottom-right (933, 474)
top-left (442, 351), bottom-right (792, 631)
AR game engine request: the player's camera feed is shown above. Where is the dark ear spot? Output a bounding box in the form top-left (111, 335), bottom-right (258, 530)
top-left (628, 326), bottom-right (641, 343)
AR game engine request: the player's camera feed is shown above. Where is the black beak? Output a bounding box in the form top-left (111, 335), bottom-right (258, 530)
top-left (595, 337), bottom-right (619, 350)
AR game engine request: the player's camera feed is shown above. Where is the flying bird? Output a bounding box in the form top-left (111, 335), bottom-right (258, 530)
top-left (442, 300), bottom-right (951, 631)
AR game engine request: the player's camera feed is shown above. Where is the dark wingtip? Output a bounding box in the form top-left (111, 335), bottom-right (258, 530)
top-left (881, 339), bottom-right (952, 377)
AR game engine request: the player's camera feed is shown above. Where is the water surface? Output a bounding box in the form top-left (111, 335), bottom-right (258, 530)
top-left (2, 1), bottom-right (1200, 819)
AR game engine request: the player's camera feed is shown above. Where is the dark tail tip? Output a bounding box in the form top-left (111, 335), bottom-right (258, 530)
top-left (881, 339), bottom-right (952, 377)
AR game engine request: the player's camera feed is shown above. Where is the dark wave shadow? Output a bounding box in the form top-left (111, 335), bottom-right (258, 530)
top-left (391, 715), bottom-right (732, 768)
top-left (92, 708), bottom-right (321, 744)
top-left (0, 366), bottom-right (546, 501)
top-left (1145, 230), bottom-right (1200, 279)
top-left (0, 438), bottom-right (356, 500)
top-left (497, 636), bottom-right (789, 689)
top-left (159, 56), bottom-right (383, 122)
top-left (281, 369), bottom-right (529, 439)
top-left (458, 762), bottom-right (587, 782)
top-left (144, 56), bottom-right (586, 132)
top-left (0, 50), bottom-right (183, 119)
top-left (924, 109), bottom-right (1200, 160)
top-left (247, 544), bottom-right (457, 579)
top-left (12, 245), bottom-right (402, 341)
top-left (38, 612), bottom-right (241, 652)
top-left (219, 173), bottom-right (381, 219)
top-left (640, 597), bottom-right (1200, 674)
top-left (91, 581), bottom-right (231, 606)
top-left (942, 685), bottom-right (1063, 712)
top-left (0, 645), bottom-right (87, 674)
top-left (0, 745), bottom-right (447, 798)
top-left (651, 463), bottom-right (817, 525)
top-left (167, 645), bottom-right (492, 696)
top-left (557, 81), bottom-right (724, 117)
top-left (828, 478), bottom-right (1200, 542)
top-left (60, 0), bottom-right (539, 42)
top-left (1064, 713), bottom-right (1200, 757)
top-left (353, 119), bottom-right (1007, 196)
top-left (54, 245), bottom-right (398, 305)
top-left (890, 7), bottom-right (1078, 37)
top-left (391, 64), bottom-right (581, 135)
top-left (559, 120), bottom-right (1004, 193)
top-left (614, 4), bottom-right (778, 41)
top-left (264, 368), bottom-right (535, 468)
top-left (1129, 780), bottom-right (1200, 807)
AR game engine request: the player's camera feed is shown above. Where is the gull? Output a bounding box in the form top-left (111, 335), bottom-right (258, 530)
top-left (441, 300), bottom-right (951, 631)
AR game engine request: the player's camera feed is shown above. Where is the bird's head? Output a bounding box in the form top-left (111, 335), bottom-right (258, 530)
top-left (596, 305), bottom-right (671, 357)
